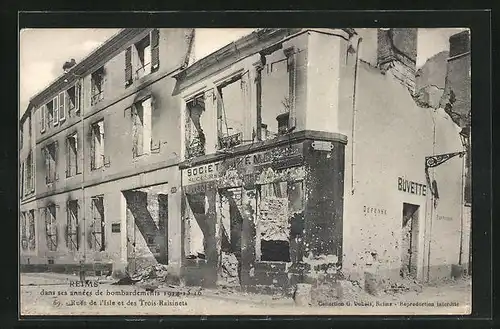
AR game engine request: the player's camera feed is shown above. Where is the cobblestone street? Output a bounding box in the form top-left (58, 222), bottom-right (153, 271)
top-left (20, 273), bottom-right (471, 316)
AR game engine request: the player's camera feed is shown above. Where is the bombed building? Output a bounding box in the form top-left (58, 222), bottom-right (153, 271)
top-left (20, 28), bottom-right (471, 291)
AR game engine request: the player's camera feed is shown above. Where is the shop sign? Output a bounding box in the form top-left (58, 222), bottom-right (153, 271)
top-left (398, 177), bottom-right (427, 196)
top-left (183, 162), bottom-right (221, 186)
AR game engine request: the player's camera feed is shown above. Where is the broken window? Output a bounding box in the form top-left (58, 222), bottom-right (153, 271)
top-left (40, 105), bottom-right (46, 133)
top-left (90, 195), bottom-right (105, 251)
top-left (216, 77), bottom-right (245, 149)
top-left (44, 204), bottom-right (58, 251)
top-left (126, 29), bottom-right (159, 86)
top-left (26, 151), bottom-right (33, 192)
top-left (185, 193), bottom-right (207, 259)
top-left (91, 66), bottom-right (105, 106)
top-left (28, 210), bottom-right (36, 250)
top-left (132, 97), bottom-right (152, 157)
top-left (90, 120), bottom-right (105, 170)
top-left (219, 187), bottom-right (243, 254)
top-left (256, 180), bottom-right (302, 262)
top-left (46, 98), bottom-right (56, 129)
top-left (134, 36), bottom-right (152, 80)
top-left (20, 212), bottom-right (28, 251)
top-left (185, 95), bottom-right (206, 158)
top-left (66, 132), bottom-right (79, 177)
top-left (20, 124), bottom-right (23, 150)
top-left (259, 51), bottom-right (295, 140)
top-left (66, 200), bottom-right (79, 251)
top-left (65, 84), bottom-right (80, 118)
top-left (20, 162), bottom-right (24, 197)
top-left (44, 142), bottom-right (58, 184)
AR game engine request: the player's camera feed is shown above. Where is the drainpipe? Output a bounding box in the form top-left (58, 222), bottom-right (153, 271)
top-left (350, 36), bottom-right (363, 195)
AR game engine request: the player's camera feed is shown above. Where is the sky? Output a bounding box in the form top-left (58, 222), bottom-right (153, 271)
top-left (19, 28), bottom-right (467, 117)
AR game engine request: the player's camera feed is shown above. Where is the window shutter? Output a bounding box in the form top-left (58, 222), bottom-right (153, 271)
top-left (64, 90), bottom-right (70, 117)
top-left (75, 82), bottom-right (81, 114)
top-left (43, 148), bottom-right (49, 184)
top-left (125, 46), bottom-right (132, 86)
top-left (151, 29), bottom-right (160, 71)
top-left (53, 97), bottom-right (59, 126)
top-left (40, 106), bottom-right (46, 133)
top-left (59, 92), bottom-right (66, 122)
top-left (90, 129), bottom-right (95, 169)
top-left (65, 137), bottom-right (70, 177)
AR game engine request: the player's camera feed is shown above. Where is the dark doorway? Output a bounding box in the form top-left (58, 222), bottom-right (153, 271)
top-left (400, 203), bottom-right (419, 279)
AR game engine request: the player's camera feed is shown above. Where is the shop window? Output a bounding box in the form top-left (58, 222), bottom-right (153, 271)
top-left (261, 240), bottom-right (290, 262)
top-left (258, 50), bottom-right (296, 140)
top-left (66, 132), bottom-right (79, 177)
top-left (256, 179), bottom-right (304, 262)
top-left (217, 77), bottom-right (245, 149)
top-left (28, 210), bottom-right (36, 250)
top-left (90, 195), bottom-right (105, 251)
top-left (257, 181), bottom-right (289, 262)
top-left (90, 119), bottom-right (105, 170)
top-left (91, 67), bottom-right (105, 106)
top-left (185, 193), bottom-right (207, 259)
top-left (20, 212), bottom-right (28, 251)
top-left (66, 200), bottom-right (79, 251)
top-left (132, 97), bottom-right (152, 157)
top-left (219, 187), bottom-right (243, 253)
top-left (43, 142), bottom-right (58, 184)
top-left (44, 204), bottom-right (58, 251)
top-left (185, 95), bottom-right (206, 158)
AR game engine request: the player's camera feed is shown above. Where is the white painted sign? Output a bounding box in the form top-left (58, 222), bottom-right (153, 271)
top-left (311, 140), bottom-right (334, 151)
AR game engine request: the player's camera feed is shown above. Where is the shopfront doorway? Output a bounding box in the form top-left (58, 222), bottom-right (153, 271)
top-left (400, 203), bottom-right (420, 279)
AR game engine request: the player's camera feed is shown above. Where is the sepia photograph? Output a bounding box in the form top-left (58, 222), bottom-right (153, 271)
top-left (19, 26), bottom-right (472, 316)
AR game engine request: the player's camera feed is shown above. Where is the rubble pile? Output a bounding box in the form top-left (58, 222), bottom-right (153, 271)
top-left (311, 280), bottom-right (364, 305)
top-left (131, 264), bottom-right (169, 283)
top-left (112, 264), bottom-right (169, 287)
top-left (384, 277), bottom-right (423, 294)
top-left (218, 252), bottom-right (239, 286)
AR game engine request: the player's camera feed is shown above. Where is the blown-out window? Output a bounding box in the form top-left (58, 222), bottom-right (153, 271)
top-left (44, 204), bottom-right (58, 251)
top-left (66, 200), bottom-right (79, 251)
top-left (90, 120), bottom-right (105, 170)
top-left (132, 97), bottom-right (152, 157)
top-left (185, 95), bottom-right (206, 159)
top-left (90, 195), bottom-right (105, 251)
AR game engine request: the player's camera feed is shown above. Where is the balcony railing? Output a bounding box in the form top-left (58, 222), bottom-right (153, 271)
top-left (135, 63), bottom-right (151, 80)
top-left (91, 91), bottom-right (104, 106)
top-left (219, 132), bottom-right (243, 149)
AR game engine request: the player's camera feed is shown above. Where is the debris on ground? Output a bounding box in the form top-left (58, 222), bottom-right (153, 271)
top-left (311, 279), bottom-right (365, 305)
top-left (383, 277), bottom-right (423, 294)
top-left (111, 264), bottom-right (169, 286)
top-left (218, 252), bottom-right (240, 286)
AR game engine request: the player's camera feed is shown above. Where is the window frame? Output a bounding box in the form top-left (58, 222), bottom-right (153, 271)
top-left (66, 131), bottom-right (79, 177)
top-left (44, 204), bottom-right (58, 252)
top-left (66, 200), bottom-right (79, 251)
top-left (90, 67), bottom-right (105, 106)
top-left (90, 119), bottom-right (105, 170)
top-left (90, 195), bottom-right (105, 252)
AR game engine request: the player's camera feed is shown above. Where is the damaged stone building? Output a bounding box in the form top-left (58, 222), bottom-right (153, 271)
top-left (20, 28), bottom-right (471, 291)
top-left (20, 28), bottom-right (196, 277)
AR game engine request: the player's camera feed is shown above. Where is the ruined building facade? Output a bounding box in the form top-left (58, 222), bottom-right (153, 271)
top-left (20, 28), bottom-right (471, 290)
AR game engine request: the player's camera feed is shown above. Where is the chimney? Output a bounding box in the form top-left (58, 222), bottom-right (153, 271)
top-left (377, 28), bottom-right (418, 92)
top-left (449, 30), bottom-right (470, 58)
top-left (62, 58), bottom-right (77, 73)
